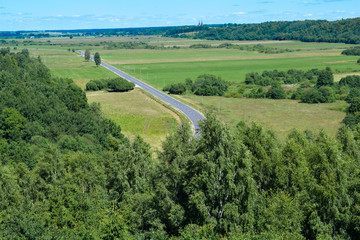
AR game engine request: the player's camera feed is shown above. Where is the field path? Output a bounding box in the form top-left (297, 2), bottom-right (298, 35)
top-left (77, 51), bottom-right (205, 136)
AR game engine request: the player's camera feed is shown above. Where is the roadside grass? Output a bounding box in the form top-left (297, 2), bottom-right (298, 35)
top-left (177, 95), bottom-right (346, 139)
top-left (87, 88), bottom-right (179, 150)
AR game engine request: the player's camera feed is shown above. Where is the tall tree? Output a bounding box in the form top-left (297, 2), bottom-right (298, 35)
top-left (94, 52), bottom-right (101, 66)
top-left (84, 49), bottom-right (90, 62)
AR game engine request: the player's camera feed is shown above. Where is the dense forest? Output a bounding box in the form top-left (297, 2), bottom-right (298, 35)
top-left (2, 50), bottom-right (360, 239)
top-left (1, 17), bottom-right (360, 44)
top-left (166, 18), bottom-right (360, 44)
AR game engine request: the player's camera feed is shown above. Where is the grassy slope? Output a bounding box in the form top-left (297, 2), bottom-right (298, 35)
top-left (87, 89), bottom-right (179, 150)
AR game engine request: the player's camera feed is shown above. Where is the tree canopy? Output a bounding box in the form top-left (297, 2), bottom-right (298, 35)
top-left (2, 49), bottom-right (360, 239)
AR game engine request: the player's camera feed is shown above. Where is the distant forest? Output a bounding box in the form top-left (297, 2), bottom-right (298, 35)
top-left (1, 17), bottom-right (359, 44)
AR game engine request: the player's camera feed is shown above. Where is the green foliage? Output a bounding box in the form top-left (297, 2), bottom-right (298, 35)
top-left (245, 68), bottom-right (320, 86)
top-left (94, 52), bottom-right (101, 66)
top-left (339, 75), bottom-right (360, 88)
top-left (0, 107), bottom-right (26, 140)
top-left (347, 97), bottom-right (360, 114)
top-left (266, 84), bottom-right (287, 99)
top-left (84, 49), bottom-right (90, 61)
top-left (316, 69), bottom-right (334, 87)
top-left (190, 18), bottom-right (360, 44)
top-left (193, 74), bottom-right (229, 96)
top-left (2, 49), bottom-right (360, 239)
top-left (245, 86), bottom-right (267, 98)
top-left (342, 46), bottom-right (360, 56)
top-left (166, 83), bottom-right (186, 94)
top-left (107, 78), bottom-right (135, 92)
top-left (86, 77), bottom-right (135, 92)
top-left (164, 74), bottom-right (229, 96)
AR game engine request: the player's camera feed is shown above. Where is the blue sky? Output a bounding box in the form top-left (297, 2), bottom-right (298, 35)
top-left (0, 0), bottom-right (359, 31)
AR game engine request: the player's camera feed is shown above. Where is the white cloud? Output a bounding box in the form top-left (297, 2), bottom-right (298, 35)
top-left (233, 12), bottom-right (246, 15)
top-left (304, 13), bottom-right (313, 17)
top-left (328, 10), bottom-right (346, 13)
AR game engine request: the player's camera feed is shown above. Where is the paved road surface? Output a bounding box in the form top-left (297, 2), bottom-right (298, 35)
top-left (77, 51), bottom-right (205, 135)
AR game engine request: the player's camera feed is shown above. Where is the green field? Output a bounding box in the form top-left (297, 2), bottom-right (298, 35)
top-left (78, 40), bottom-right (360, 90)
top-left (87, 89), bottom-right (180, 150)
top-left (113, 54), bottom-right (359, 89)
top-left (177, 95), bottom-right (346, 138)
top-left (30, 48), bottom-right (181, 149)
top-left (25, 38), bottom-right (358, 141)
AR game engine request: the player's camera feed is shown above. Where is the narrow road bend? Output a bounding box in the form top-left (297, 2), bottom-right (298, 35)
top-left (77, 51), bottom-right (205, 136)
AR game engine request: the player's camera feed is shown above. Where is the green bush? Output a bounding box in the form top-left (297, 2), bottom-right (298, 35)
top-left (266, 84), bottom-right (287, 99)
top-left (107, 78), bottom-right (135, 92)
top-left (193, 74), bottom-right (229, 96)
top-left (168, 83), bottom-right (186, 94)
top-left (246, 86), bottom-right (266, 98)
top-left (339, 75), bottom-right (360, 88)
top-left (301, 86), bottom-right (335, 103)
top-left (86, 78), bottom-right (134, 92)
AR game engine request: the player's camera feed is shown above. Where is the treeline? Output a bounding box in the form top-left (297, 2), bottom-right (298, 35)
top-left (342, 46), bottom-right (360, 56)
top-left (181, 18), bottom-right (360, 44)
top-left (2, 49), bottom-right (360, 238)
top-left (239, 68), bottom-right (337, 103)
top-left (163, 74), bottom-right (229, 96)
top-left (86, 77), bottom-right (135, 92)
top-left (189, 43), bottom-right (296, 54)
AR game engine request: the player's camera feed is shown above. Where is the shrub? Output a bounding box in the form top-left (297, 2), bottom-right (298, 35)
top-left (169, 83), bottom-right (186, 94)
top-left (86, 79), bottom-right (107, 91)
top-left (339, 75), bottom-right (360, 88)
top-left (266, 84), bottom-right (287, 99)
top-left (341, 46), bottom-right (360, 56)
top-left (246, 86), bottom-right (266, 98)
top-left (193, 74), bottom-right (229, 96)
top-left (107, 78), bottom-right (135, 92)
top-left (291, 88), bottom-right (304, 100)
top-left (301, 89), bottom-right (325, 103)
top-left (318, 86), bottom-right (335, 103)
top-left (316, 69), bottom-right (334, 87)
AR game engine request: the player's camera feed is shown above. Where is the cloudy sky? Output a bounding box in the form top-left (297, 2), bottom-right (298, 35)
top-left (0, 0), bottom-right (359, 31)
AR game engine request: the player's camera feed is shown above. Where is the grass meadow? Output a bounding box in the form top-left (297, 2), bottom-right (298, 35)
top-left (176, 95), bottom-right (346, 138)
top-left (30, 48), bottom-right (180, 149)
top-left (87, 89), bottom-right (180, 150)
top-left (22, 37), bottom-right (359, 143)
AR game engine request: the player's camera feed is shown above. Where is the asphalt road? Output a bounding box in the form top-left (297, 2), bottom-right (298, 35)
top-left (77, 51), bottom-right (205, 135)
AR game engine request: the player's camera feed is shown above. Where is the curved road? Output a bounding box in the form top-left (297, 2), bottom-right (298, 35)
top-left (77, 51), bottom-right (205, 135)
